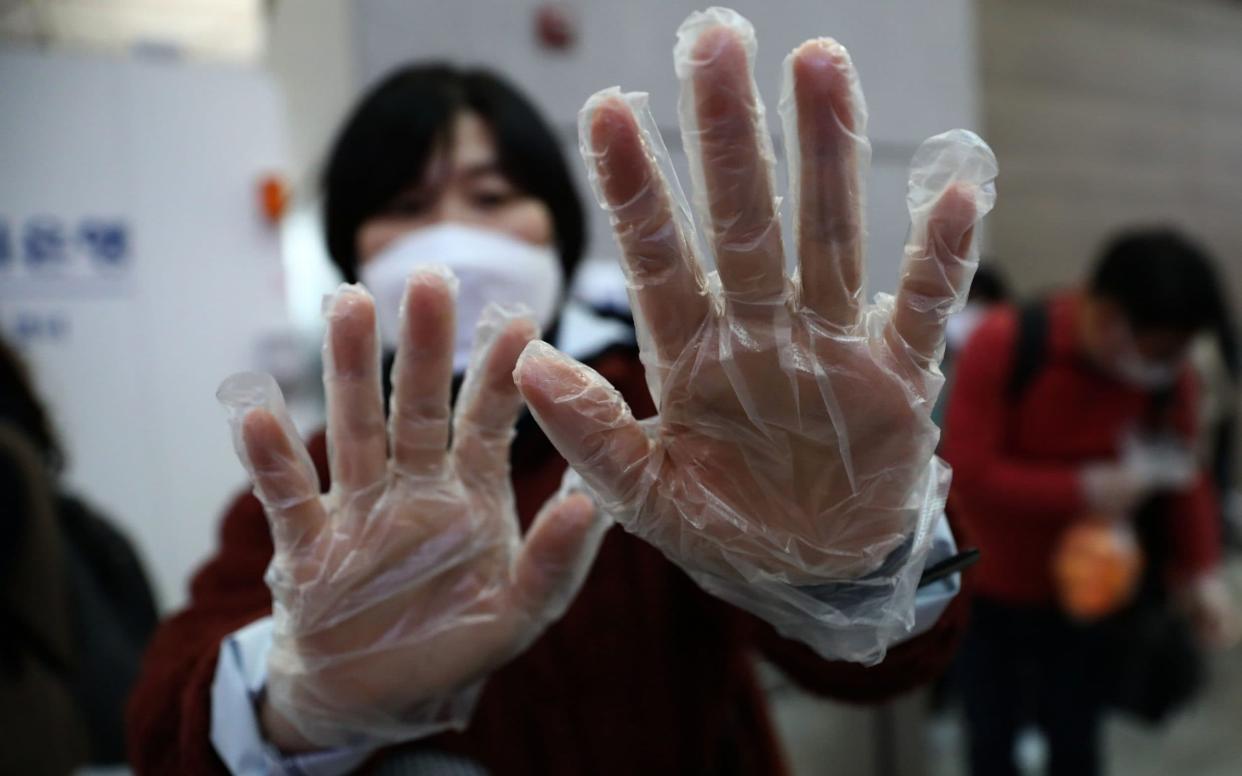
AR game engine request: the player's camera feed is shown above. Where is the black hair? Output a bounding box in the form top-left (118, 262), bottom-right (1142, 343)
top-left (0, 338), bottom-right (64, 473)
top-left (968, 263), bottom-right (1011, 305)
top-left (322, 64), bottom-right (585, 284)
top-left (1089, 228), bottom-right (1224, 337)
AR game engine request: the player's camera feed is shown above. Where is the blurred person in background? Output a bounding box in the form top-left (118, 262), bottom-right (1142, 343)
top-left (943, 228), bottom-right (1240, 776)
top-left (127, 8), bottom-right (999, 774)
top-left (0, 339), bottom-right (159, 775)
top-left (926, 266), bottom-right (1011, 714)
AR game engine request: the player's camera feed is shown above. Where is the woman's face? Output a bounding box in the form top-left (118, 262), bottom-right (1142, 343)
top-left (356, 111), bottom-right (555, 264)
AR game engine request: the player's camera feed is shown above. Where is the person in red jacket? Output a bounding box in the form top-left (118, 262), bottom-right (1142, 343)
top-left (943, 229), bottom-right (1239, 776)
top-left (128, 9), bottom-right (1001, 774)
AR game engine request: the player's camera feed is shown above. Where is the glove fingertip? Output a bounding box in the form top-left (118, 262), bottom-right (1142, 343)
top-left (513, 340), bottom-right (577, 401)
top-left (514, 493), bottom-right (605, 620)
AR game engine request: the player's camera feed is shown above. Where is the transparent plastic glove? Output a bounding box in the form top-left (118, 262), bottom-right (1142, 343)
top-left (217, 270), bottom-right (607, 748)
top-left (514, 7), bottom-right (997, 664)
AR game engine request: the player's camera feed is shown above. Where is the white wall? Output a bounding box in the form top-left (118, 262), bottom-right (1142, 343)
top-left (978, 0), bottom-right (1242, 302)
top-left (266, 0), bottom-right (356, 187)
top-left (0, 47), bottom-right (291, 610)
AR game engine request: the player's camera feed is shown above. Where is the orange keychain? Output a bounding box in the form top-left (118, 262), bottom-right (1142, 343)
top-left (1053, 520), bottom-right (1144, 621)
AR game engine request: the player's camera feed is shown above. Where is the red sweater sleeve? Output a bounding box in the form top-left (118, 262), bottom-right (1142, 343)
top-left (942, 309), bottom-right (1086, 519)
top-left (747, 573), bottom-right (971, 702)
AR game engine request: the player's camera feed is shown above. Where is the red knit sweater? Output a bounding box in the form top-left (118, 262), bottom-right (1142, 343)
top-left (127, 347), bottom-right (969, 775)
top-left (942, 293), bottom-right (1220, 606)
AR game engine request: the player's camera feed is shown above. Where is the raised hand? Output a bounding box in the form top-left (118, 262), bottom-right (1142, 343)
top-left (218, 270), bottom-right (606, 747)
top-left (514, 8), bottom-right (997, 663)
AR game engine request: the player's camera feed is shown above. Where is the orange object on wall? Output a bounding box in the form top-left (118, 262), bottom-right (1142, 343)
top-left (1053, 520), bottom-right (1144, 621)
top-left (535, 4), bottom-right (576, 51)
top-left (257, 174), bottom-right (289, 224)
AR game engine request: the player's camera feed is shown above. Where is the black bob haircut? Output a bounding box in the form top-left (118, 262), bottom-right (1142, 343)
top-left (322, 64), bottom-right (585, 284)
top-left (1089, 227), bottom-right (1224, 336)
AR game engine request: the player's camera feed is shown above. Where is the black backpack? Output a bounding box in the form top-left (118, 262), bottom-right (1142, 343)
top-left (1007, 300), bottom-right (1204, 725)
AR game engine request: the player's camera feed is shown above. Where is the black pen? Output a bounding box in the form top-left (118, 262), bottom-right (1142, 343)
top-left (918, 547), bottom-right (980, 588)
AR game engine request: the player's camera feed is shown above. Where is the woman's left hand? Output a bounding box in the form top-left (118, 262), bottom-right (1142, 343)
top-left (514, 8), bottom-right (997, 663)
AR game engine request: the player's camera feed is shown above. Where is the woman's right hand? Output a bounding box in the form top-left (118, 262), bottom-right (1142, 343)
top-left (218, 268), bottom-right (606, 749)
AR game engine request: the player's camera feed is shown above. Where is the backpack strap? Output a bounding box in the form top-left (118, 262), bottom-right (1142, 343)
top-left (1007, 300), bottom-right (1051, 399)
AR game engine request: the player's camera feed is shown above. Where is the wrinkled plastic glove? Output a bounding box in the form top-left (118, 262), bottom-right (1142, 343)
top-left (514, 7), bottom-right (998, 664)
top-left (218, 271), bottom-right (607, 747)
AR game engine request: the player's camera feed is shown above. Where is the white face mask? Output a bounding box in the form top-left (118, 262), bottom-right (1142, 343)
top-left (1106, 327), bottom-right (1183, 389)
top-left (360, 223), bottom-right (563, 372)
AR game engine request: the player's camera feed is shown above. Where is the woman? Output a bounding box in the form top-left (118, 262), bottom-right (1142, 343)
top-left (128, 9), bottom-right (995, 774)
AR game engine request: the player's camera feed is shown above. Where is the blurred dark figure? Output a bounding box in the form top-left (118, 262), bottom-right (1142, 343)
top-left (966, 262), bottom-right (1011, 303)
top-left (946, 263), bottom-right (1012, 352)
top-left (933, 263), bottom-right (1012, 427)
top-left (942, 228), bottom-right (1238, 776)
top-left (0, 339), bottom-right (159, 774)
